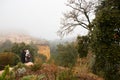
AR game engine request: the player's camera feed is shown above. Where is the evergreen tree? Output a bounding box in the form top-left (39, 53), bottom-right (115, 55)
top-left (91, 0), bottom-right (120, 80)
top-left (56, 42), bottom-right (78, 67)
top-left (77, 36), bottom-right (89, 58)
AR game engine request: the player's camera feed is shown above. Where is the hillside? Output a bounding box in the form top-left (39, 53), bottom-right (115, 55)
top-left (0, 32), bottom-right (50, 60)
top-left (0, 32), bottom-right (48, 45)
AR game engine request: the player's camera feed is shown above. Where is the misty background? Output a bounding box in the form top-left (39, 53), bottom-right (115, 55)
top-left (0, 0), bottom-right (88, 40)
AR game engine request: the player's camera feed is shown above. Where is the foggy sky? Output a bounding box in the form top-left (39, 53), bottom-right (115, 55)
top-left (0, 0), bottom-right (88, 40)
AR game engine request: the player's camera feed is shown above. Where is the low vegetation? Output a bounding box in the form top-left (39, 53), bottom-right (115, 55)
top-left (0, 0), bottom-right (119, 80)
top-left (0, 52), bottom-right (20, 70)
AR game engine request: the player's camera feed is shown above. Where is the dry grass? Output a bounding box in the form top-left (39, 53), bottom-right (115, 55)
top-left (72, 53), bottom-right (104, 80)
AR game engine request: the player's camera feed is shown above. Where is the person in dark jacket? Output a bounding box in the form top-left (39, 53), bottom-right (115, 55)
top-left (21, 49), bottom-right (26, 63)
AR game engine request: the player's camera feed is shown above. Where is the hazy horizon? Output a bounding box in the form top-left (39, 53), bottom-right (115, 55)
top-left (0, 0), bottom-right (88, 40)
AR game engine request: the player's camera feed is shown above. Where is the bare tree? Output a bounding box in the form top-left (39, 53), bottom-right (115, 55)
top-left (57, 0), bottom-right (98, 38)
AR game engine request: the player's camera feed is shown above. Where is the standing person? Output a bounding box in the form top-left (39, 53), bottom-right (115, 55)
top-left (21, 49), bottom-right (26, 63)
top-left (25, 49), bottom-right (31, 63)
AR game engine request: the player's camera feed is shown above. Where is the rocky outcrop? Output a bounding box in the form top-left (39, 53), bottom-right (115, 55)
top-left (37, 44), bottom-right (50, 60)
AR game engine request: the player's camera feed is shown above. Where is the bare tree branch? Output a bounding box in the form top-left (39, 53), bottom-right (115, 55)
top-left (58, 0), bottom-right (97, 38)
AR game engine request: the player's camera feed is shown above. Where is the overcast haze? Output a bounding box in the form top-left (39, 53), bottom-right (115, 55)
top-left (0, 0), bottom-right (88, 40)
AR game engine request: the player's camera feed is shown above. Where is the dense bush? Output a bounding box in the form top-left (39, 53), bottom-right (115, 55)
top-left (56, 42), bottom-right (78, 67)
top-left (58, 70), bottom-right (77, 80)
top-left (11, 42), bottom-right (38, 62)
top-left (30, 57), bottom-right (43, 71)
top-left (0, 40), bottom-right (13, 52)
top-left (0, 52), bottom-right (20, 70)
top-left (77, 36), bottom-right (89, 58)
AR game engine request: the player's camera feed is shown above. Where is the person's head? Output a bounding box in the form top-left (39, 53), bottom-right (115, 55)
top-left (26, 49), bottom-right (29, 53)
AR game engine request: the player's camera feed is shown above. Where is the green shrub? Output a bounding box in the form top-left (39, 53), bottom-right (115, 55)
top-left (13, 62), bottom-right (26, 71)
top-left (11, 42), bottom-right (38, 62)
top-left (56, 43), bottom-right (78, 68)
top-left (0, 52), bottom-right (20, 70)
top-left (30, 57), bottom-right (42, 71)
top-left (8, 71), bottom-right (15, 80)
top-left (57, 70), bottom-right (77, 80)
top-left (0, 65), bottom-right (10, 80)
top-left (21, 75), bottom-right (36, 80)
top-left (37, 74), bottom-right (46, 80)
top-left (0, 65), bottom-right (15, 80)
top-left (21, 74), bottom-right (46, 80)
